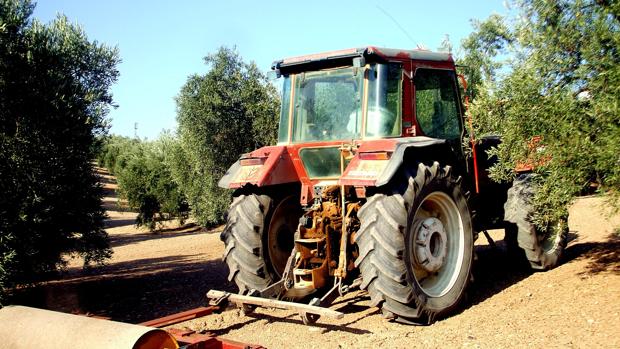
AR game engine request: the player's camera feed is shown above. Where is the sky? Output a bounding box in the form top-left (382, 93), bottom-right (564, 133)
top-left (34, 0), bottom-right (508, 140)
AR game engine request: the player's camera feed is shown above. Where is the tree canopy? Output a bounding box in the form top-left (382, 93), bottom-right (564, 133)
top-left (172, 47), bottom-right (280, 226)
top-left (460, 0), bottom-right (620, 227)
top-left (0, 0), bottom-right (119, 291)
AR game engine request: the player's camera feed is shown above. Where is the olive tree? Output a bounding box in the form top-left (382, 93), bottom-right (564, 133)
top-left (172, 47), bottom-right (280, 226)
top-left (0, 0), bottom-right (119, 291)
top-left (460, 0), bottom-right (620, 227)
top-left (109, 136), bottom-right (189, 231)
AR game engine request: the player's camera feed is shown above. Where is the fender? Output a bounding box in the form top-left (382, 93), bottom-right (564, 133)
top-left (375, 137), bottom-right (446, 186)
top-left (218, 145), bottom-right (298, 189)
top-left (339, 137), bottom-right (445, 187)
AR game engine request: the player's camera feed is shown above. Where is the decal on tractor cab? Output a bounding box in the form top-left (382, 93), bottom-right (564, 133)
top-left (346, 159), bottom-right (389, 179)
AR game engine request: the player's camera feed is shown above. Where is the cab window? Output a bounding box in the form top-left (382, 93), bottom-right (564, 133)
top-left (414, 69), bottom-right (461, 139)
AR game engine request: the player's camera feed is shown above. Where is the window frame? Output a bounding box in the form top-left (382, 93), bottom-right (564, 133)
top-left (412, 67), bottom-right (464, 140)
top-left (363, 62), bottom-right (404, 140)
top-left (276, 63), bottom-right (407, 144)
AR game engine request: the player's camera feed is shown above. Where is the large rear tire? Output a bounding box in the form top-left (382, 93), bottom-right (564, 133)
top-left (355, 162), bottom-right (474, 324)
top-left (504, 174), bottom-right (568, 270)
top-left (220, 193), bottom-right (301, 294)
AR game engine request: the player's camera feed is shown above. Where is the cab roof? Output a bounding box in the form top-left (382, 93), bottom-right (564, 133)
top-left (272, 46), bottom-right (453, 72)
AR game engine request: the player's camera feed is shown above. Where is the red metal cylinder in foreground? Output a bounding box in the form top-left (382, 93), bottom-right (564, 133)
top-left (0, 306), bottom-right (179, 349)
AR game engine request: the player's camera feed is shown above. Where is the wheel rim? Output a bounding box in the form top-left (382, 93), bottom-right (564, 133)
top-left (409, 191), bottom-right (464, 298)
top-left (267, 197), bottom-right (297, 278)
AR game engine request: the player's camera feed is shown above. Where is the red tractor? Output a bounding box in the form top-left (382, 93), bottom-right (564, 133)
top-left (212, 47), bottom-right (568, 324)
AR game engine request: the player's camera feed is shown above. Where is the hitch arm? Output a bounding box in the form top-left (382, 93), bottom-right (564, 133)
top-left (206, 290), bottom-right (344, 321)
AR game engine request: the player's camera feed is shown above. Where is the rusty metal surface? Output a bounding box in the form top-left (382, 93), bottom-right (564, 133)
top-left (139, 306), bottom-right (217, 328)
top-left (166, 328), bottom-right (265, 349)
top-left (277, 47), bottom-right (362, 66)
top-left (0, 305), bottom-right (178, 349)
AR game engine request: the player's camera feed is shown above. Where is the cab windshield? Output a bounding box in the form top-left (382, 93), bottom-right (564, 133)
top-left (277, 63), bottom-right (402, 144)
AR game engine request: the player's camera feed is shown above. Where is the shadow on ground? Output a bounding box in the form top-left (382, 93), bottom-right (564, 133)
top-left (101, 187), bottom-right (117, 198)
top-left (466, 231), bottom-right (620, 311)
top-left (96, 175), bottom-right (117, 185)
top-left (104, 218), bottom-right (136, 229)
top-left (565, 233), bottom-right (620, 275)
top-left (467, 241), bottom-right (532, 309)
top-left (9, 230), bottom-right (620, 326)
top-left (107, 224), bottom-right (205, 248)
top-left (9, 254), bottom-right (235, 324)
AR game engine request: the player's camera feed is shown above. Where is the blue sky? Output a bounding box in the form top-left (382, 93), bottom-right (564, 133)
top-left (34, 1), bottom-right (508, 139)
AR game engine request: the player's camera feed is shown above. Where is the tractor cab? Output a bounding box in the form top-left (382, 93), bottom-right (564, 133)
top-left (273, 47), bottom-right (462, 145)
top-left (275, 59), bottom-right (402, 144)
top-left (220, 47), bottom-right (469, 204)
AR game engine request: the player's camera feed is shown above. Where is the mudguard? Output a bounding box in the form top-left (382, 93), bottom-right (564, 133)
top-left (218, 145), bottom-right (298, 189)
top-left (375, 137), bottom-right (446, 186)
top-left (339, 137), bottom-right (445, 187)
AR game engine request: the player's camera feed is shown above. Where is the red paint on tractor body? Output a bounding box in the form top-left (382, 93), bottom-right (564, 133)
top-left (227, 139), bottom-right (402, 195)
top-left (228, 145), bottom-right (297, 188)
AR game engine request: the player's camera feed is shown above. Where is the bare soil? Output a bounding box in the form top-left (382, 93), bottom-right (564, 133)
top-left (10, 168), bottom-right (620, 348)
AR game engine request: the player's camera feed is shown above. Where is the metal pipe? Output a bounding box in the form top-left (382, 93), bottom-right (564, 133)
top-left (0, 306), bottom-right (178, 349)
top-left (206, 290), bottom-right (344, 320)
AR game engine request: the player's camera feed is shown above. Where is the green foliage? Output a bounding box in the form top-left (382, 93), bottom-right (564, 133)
top-left (98, 136), bottom-right (189, 231)
top-left (0, 0), bottom-right (118, 291)
top-left (459, 14), bottom-right (513, 100)
top-left (97, 135), bottom-right (140, 174)
top-left (173, 47), bottom-right (280, 226)
top-left (461, 0), bottom-right (620, 227)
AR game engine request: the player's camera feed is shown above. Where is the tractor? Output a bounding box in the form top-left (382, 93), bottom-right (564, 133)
top-left (212, 47), bottom-right (569, 324)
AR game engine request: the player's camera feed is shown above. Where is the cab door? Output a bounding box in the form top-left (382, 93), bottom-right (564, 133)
top-left (413, 68), bottom-right (468, 169)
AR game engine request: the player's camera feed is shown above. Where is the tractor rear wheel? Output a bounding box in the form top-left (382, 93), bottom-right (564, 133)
top-left (504, 174), bottom-right (568, 270)
top-left (355, 162), bottom-right (474, 324)
top-left (220, 193), bottom-right (301, 294)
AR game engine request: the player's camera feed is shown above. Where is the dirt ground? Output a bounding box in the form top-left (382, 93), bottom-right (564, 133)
top-left (9, 168), bottom-right (620, 348)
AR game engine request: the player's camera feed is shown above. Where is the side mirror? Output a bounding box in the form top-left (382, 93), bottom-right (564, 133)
top-left (267, 69), bottom-right (281, 80)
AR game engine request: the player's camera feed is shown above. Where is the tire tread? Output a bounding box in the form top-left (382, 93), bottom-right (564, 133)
top-left (355, 161), bottom-right (472, 323)
top-left (221, 194), bottom-right (273, 294)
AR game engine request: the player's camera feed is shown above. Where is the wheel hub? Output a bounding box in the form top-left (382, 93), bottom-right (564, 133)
top-left (414, 217), bottom-right (448, 273)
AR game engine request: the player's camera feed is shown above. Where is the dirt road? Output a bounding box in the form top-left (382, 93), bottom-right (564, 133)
top-left (10, 169), bottom-right (620, 348)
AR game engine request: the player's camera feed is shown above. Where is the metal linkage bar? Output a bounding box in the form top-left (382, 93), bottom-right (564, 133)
top-left (206, 290), bottom-right (344, 321)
